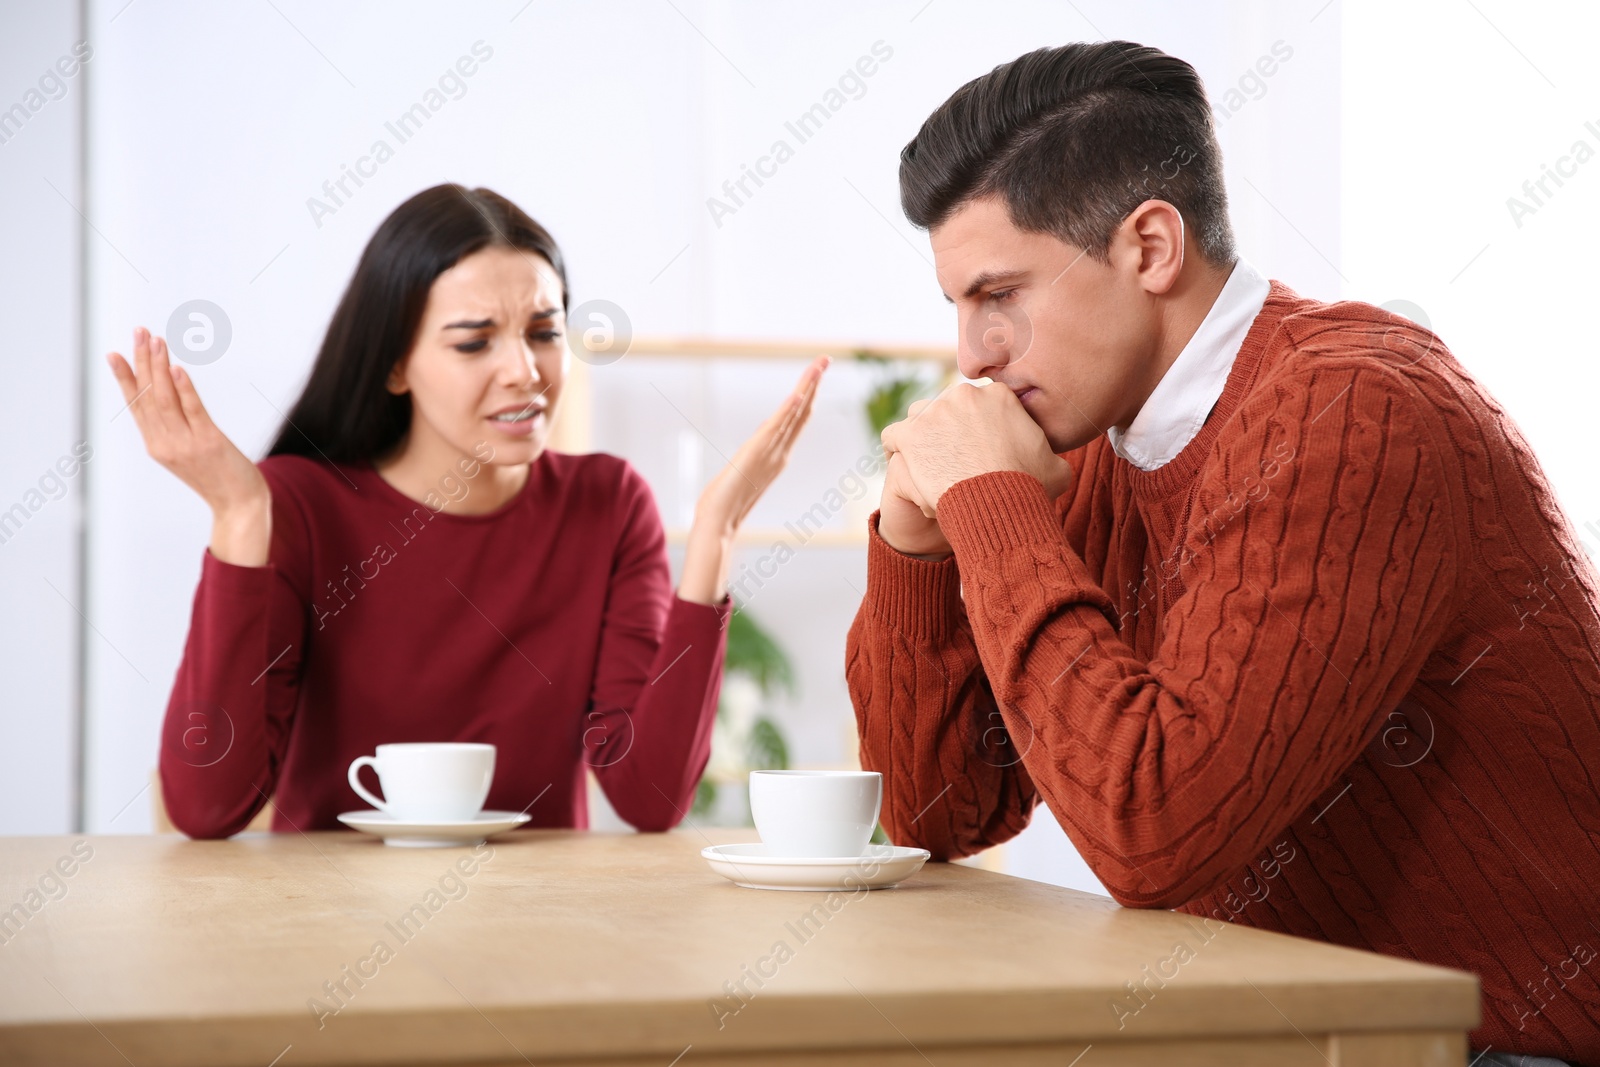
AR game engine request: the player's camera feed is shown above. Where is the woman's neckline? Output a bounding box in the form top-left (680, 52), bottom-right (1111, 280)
top-left (361, 452), bottom-right (545, 523)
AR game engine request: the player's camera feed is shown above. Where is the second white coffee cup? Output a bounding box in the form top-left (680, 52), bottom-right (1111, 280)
top-left (347, 742), bottom-right (495, 822)
top-left (749, 769), bottom-right (882, 857)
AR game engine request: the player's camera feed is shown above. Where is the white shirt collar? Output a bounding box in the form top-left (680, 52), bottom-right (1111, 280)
top-left (1106, 258), bottom-right (1270, 471)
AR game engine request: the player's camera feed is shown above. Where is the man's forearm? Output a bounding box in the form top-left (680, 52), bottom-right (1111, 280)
top-left (846, 515), bottom-right (1037, 858)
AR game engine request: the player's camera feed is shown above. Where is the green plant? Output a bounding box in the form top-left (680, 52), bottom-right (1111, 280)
top-left (723, 606), bottom-right (796, 698)
top-left (855, 349), bottom-right (935, 438)
top-left (745, 717), bottom-right (789, 770)
top-left (865, 376), bottom-right (924, 438)
top-left (691, 606), bottom-right (796, 820)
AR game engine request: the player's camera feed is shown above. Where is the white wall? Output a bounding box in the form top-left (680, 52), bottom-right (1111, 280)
top-left (8, 0), bottom-right (1362, 899)
top-left (1342, 0), bottom-right (1600, 538)
top-left (0, 0), bottom-right (85, 834)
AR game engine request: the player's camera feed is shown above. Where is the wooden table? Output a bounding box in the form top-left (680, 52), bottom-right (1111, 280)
top-left (0, 829), bottom-right (1478, 1066)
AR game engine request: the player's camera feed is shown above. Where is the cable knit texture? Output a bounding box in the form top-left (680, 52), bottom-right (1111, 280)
top-left (846, 281), bottom-right (1600, 1063)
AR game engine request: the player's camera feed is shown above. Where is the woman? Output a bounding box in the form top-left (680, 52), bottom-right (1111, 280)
top-left (108, 184), bottom-right (827, 839)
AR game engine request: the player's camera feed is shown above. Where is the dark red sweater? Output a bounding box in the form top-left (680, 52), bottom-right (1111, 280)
top-left (847, 282), bottom-right (1600, 1062)
top-left (160, 450), bottom-right (729, 838)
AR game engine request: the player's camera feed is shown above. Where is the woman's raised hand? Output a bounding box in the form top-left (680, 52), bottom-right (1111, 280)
top-left (693, 355), bottom-right (829, 533)
top-left (106, 326), bottom-right (272, 565)
top-left (676, 356), bottom-right (829, 605)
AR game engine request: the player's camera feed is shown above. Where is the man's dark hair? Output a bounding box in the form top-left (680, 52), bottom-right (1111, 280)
top-left (899, 41), bottom-right (1236, 265)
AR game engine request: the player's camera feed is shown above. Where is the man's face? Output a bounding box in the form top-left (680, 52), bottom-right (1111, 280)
top-left (931, 196), bottom-right (1161, 454)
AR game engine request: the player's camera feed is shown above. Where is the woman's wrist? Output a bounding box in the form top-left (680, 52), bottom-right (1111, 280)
top-left (690, 502), bottom-right (739, 542)
top-left (676, 512), bottom-right (736, 606)
top-left (209, 491), bottom-right (272, 567)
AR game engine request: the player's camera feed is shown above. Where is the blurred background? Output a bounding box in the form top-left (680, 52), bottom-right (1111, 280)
top-left (3, 0), bottom-right (1596, 897)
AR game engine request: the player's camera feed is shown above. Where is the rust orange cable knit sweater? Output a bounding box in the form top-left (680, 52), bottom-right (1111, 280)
top-left (846, 281), bottom-right (1600, 1062)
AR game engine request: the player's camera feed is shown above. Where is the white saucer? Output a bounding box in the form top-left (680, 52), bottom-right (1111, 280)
top-left (701, 843), bottom-right (930, 891)
top-left (337, 809), bottom-right (531, 848)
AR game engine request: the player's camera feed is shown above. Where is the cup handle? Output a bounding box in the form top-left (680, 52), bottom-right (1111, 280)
top-left (347, 756), bottom-right (389, 814)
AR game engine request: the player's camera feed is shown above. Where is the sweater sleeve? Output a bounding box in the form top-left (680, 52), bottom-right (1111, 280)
top-left (935, 364), bottom-right (1460, 908)
top-left (844, 441), bottom-right (1107, 860)
top-left (587, 465), bottom-right (730, 832)
top-left (845, 511), bottom-right (1041, 858)
top-left (158, 466), bottom-right (312, 839)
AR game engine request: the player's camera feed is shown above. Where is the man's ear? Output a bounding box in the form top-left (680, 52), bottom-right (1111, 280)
top-left (1115, 199), bottom-right (1186, 297)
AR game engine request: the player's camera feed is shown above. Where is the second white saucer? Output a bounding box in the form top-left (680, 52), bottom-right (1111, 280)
top-left (701, 842), bottom-right (930, 891)
top-left (337, 809), bottom-right (531, 848)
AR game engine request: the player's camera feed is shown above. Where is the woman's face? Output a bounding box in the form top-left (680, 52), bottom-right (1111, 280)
top-left (387, 244), bottom-right (567, 467)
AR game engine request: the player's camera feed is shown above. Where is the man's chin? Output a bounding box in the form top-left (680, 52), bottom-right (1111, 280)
top-left (1043, 423), bottom-right (1099, 456)
top-left (1022, 401), bottom-right (1098, 455)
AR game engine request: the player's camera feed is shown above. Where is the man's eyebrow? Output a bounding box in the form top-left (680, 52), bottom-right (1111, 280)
top-left (943, 270), bottom-right (1029, 304)
top-left (442, 308), bottom-right (561, 330)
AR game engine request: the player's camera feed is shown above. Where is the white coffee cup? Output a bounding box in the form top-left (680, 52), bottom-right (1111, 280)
top-left (347, 742), bottom-right (495, 822)
top-left (748, 770), bottom-right (882, 858)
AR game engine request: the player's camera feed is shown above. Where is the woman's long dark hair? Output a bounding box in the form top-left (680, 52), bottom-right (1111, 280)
top-left (266, 184), bottom-right (569, 463)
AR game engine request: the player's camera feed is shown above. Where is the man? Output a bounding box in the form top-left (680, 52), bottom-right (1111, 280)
top-left (846, 41), bottom-right (1599, 1066)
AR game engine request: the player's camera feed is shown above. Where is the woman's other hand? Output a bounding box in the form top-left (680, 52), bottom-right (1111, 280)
top-left (107, 326), bottom-right (272, 566)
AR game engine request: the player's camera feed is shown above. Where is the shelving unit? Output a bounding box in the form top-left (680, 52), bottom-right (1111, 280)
top-left (549, 336), bottom-right (958, 548)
